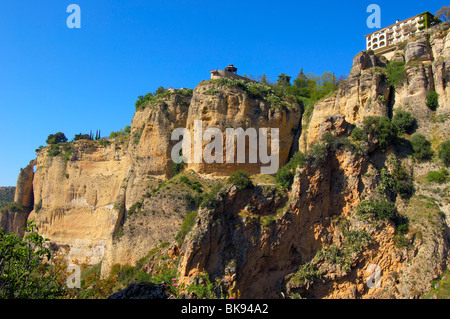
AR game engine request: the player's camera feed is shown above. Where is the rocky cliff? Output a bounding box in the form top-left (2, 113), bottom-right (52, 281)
top-left (300, 23), bottom-right (450, 152)
top-left (177, 142), bottom-right (448, 298)
top-left (10, 81), bottom-right (301, 276)
top-left (176, 23), bottom-right (450, 299)
top-left (10, 22), bottom-right (450, 299)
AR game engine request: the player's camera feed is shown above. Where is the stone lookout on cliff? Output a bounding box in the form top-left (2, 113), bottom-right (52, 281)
top-left (210, 64), bottom-right (252, 82)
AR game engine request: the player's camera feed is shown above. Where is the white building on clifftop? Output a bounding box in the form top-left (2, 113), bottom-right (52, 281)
top-left (365, 11), bottom-right (437, 58)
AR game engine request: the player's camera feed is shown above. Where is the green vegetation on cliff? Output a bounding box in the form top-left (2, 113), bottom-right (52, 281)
top-left (438, 140), bottom-right (450, 166)
top-left (0, 187), bottom-right (15, 210)
top-left (0, 222), bottom-right (65, 298)
top-left (135, 87), bottom-right (193, 111)
top-left (207, 69), bottom-right (344, 115)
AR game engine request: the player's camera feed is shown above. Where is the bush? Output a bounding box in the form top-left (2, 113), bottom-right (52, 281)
top-left (73, 133), bottom-right (91, 141)
top-left (394, 233), bottom-right (410, 248)
top-left (34, 200), bottom-right (42, 213)
top-left (438, 140), bottom-right (450, 166)
top-left (227, 170), bottom-right (253, 190)
top-left (377, 168), bottom-right (397, 200)
top-left (199, 183), bottom-right (224, 209)
top-left (276, 152), bottom-right (306, 189)
top-left (175, 211), bottom-right (198, 245)
top-left (321, 133), bottom-right (354, 152)
top-left (350, 127), bottom-right (367, 141)
top-left (46, 132), bottom-right (67, 145)
top-left (410, 134), bottom-right (434, 161)
top-left (276, 167), bottom-right (294, 189)
top-left (180, 176), bottom-right (203, 193)
top-left (355, 199), bottom-right (398, 221)
top-left (425, 169), bottom-right (449, 184)
top-left (392, 109), bottom-right (416, 135)
top-left (343, 229), bottom-right (372, 253)
top-left (172, 151), bottom-right (186, 176)
top-left (396, 180), bottom-right (415, 198)
top-left (387, 154), bottom-right (415, 199)
top-left (135, 87), bottom-right (173, 110)
top-left (127, 201), bottom-right (142, 217)
top-left (47, 144), bottom-right (61, 157)
top-left (306, 143), bottom-right (328, 166)
top-left (0, 222), bottom-right (65, 298)
top-left (133, 131), bottom-right (142, 145)
top-left (155, 86), bottom-right (167, 96)
top-left (109, 129), bottom-right (128, 139)
top-left (173, 161), bottom-right (184, 176)
top-left (362, 116), bottom-right (398, 152)
top-left (426, 90), bottom-right (439, 110)
top-left (387, 61), bottom-right (407, 87)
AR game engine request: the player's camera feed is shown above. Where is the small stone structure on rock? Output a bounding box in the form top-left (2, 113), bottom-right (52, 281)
top-left (210, 64), bottom-right (252, 82)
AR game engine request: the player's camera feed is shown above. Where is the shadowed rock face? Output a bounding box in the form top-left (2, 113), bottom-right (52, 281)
top-left (176, 148), bottom-right (378, 298)
top-left (177, 144), bottom-right (448, 299)
top-left (1, 160), bottom-right (35, 235)
top-left (14, 160), bottom-right (35, 209)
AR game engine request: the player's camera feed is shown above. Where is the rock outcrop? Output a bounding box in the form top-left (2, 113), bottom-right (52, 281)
top-left (299, 50), bottom-right (391, 152)
top-left (28, 140), bottom-right (129, 265)
top-left (300, 23), bottom-right (450, 152)
top-left (176, 145), bottom-right (393, 298)
top-left (13, 82), bottom-right (301, 275)
top-left (176, 23), bottom-right (450, 299)
top-left (185, 82), bottom-right (301, 175)
top-left (14, 160), bottom-right (35, 208)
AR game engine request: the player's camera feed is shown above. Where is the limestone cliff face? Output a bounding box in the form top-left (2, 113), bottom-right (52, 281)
top-left (185, 82), bottom-right (301, 175)
top-left (29, 140), bottom-right (128, 264)
top-left (299, 50), bottom-right (391, 152)
top-left (14, 83), bottom-right (301, 274)
top-left (300, 23), bottom-right (450, 152)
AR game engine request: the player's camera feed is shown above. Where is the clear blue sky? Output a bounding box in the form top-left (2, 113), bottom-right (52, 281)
top-left (0, 0), bottom-right (445, 186)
